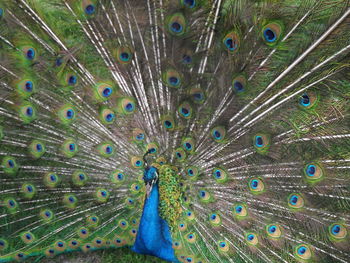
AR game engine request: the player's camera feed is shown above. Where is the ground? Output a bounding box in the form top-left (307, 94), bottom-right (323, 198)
top-left (25, 248), bottom-right (167, 263)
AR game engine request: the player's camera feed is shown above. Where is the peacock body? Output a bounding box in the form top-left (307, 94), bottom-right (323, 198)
top-left (0, 0), bottom-right (350, 262)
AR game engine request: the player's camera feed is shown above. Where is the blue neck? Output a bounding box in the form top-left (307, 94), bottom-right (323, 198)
top-left (132, 183), bottom-right (179, 262)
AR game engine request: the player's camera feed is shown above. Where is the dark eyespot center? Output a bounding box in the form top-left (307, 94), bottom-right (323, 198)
top-left (8, 159), bottom-right (14, 168)
top-left (298, 247), bottom-right (306, 255)
top-left (103, 87), bottom-right (112, 97)
top-left (85, 4), bottom-right (95, 15)
top-left (125, 103), bottom-right (133, 111)
top-left (69, 143), bottom-right (75, 151)
top-left (68, 76), bottom-right (77, 85)
top-left (26, 49), bottom-right (35, 59)
top-left (25, 81), bottom-right (33, 91)
top-left (256, 136), bottom-right (263, 146)
top-left (234, 81), bottom-right (244, 91)
top-left (251, 180), bottom-right (258, 188)
top-left (26, 107), bottom-right (33, 116)
top-left (181, 107), bottom-right (189, 115)
top-left (290, 195), bottom-right (298, 204)
top-left (214, 130), bottom-right (221, 139)
top-left (264, 28), bottom-right (276, 41)
top-left (169, 76), bottom-right (179, 85)
top-left (171, 22), bottom-right (182, 33)
top-left (164, 120), bottom-right (172, 128)
top-left (120, 52), bottom-right (130, 60)
top-left (183, 55), bottom-right (192, 63)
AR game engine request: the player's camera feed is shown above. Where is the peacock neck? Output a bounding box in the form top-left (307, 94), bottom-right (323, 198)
top-left (132, 181), bottom-right (180, 263)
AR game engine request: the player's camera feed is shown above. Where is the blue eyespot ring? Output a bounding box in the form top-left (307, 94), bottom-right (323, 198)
top-left (85, 4), bottom-right (95, 15)
top-left (171, 22), bottom-right (183, 33)
top-left (263, 28), bottom-right (277, 42)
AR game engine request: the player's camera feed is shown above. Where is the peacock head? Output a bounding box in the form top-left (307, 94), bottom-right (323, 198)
top-left (142, 150), bottom-right (160, 183)
top-left (144, 166), bottom-right (158, 182)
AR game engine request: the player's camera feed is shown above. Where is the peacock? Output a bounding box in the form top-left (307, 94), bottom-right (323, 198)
top-left (0, 0), bottom-right (349, 262)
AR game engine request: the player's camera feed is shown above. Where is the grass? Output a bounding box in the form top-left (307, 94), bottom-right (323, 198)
top-left (27, 248), bottom-right (168, 263)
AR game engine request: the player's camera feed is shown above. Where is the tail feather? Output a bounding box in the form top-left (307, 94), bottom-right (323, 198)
top-left (0, 0), bottom-right (350, 262)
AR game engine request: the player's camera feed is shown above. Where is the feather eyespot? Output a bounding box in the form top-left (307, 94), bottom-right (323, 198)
top-left (2, 156), bottom-right (19, 175)
top-left (246, 233), bottom-right (259, 246)
top-left (131, 156), bottom-right (144, 169)
top-left (262, 21), bottom-right (283, 46)
top-left (178, 102), bottom-right (193, 119)
top-left (328, 223), bottom-right (347, 240)
top-left (299, 91), bottom-right (319, 109)
top-left (211, 126), bottom-right (226, 142)
top-left (217, 241), bottom-right (229, 253)
top-left (115, 46), bottom-right (133, 64)
top-left (294, 244), bottom-right (312, 260)
top-left (82, 1), bottom-right (96, 16)
top-left (25, 48), bottom-right (35, 60)
top-left (223, 31), bottom-right (240, 53)
top-left (161, 115), bottom-right (176, 131)
top-left (249, 178), bottom-right (265, 194)
top-left (212, 168), bottom-right (228, 183)
top-left (167, 13), bottom-right (187, 36)
top-left (288, 193), bottom-right (304, 209)
top-left (19, 103), bottom-right (37, 123)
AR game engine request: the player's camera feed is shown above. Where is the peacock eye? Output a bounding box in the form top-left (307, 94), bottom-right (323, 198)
top-left (255, 136), bottom-right (264, 147)
top-left (225, 38), bottom-right (236, 50)
top-left (261, 21), bottom-right (283, 45)
top-left (182, 54), bottom-right (192, 64)
top-left (8, 160), bottom-right (14, 168)
top-left (184, 0), bottom-right (196, 8)
top-left (55, 58), bottom-right (63, 66)
top-left (167, 13), bottom-right (187, 36)
top-left (36, 144), bottom-right (42, 151)
top-left (85, 4), bottom-right (95, 15)
top-left (171, 22), bottom-right (182, 33)
top-left (68, 75), bottom-right (77, 85)
top-left (120, 52), bottom-right (129, 61)
top-left (290, 195), bottom-right (298, 204)
top-left (223, 31), bottom-right (240, 52)
top-left (211, 126), bottom-right (226, 142)
top-left (300, 93), bottom-right (310, 106)
top-left (25, 81), bottom-right (33, 91)
top-left (328, 223), bottom-right (347, 240)
top-left (69, 144), bottom-right (75, 151)
top-left (125, 102), bottom-right (134, 112)
top-left (26, 48), bottom-right (35, 60)
top-left (234, 81), bottom-right (244, 92)
top-left (251, 179), bottom-right (258, 188)
top-left (263, 28), bottom-right (276, 42)
top-left (106, 113), bottom-right (114, 121)
top-left (103, 87), bottom-right (112, 97)
top-left (66, 109), bottom-right (74, 119)
top-left (299, 91), bottom-right (319, 109)
top-left (26, 107), bottom-right (33, 116)
top-left (165, 121), bottom-right (172, 128)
